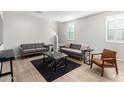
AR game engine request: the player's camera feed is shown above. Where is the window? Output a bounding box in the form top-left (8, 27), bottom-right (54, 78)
top-left (106, 13), bottom-right (124, 43)
top-left (67, 23), bottom-right (75, 40)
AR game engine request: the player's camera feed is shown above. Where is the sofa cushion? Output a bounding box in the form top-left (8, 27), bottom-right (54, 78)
top-left (22, 49), bottom-right (37, 53)
top-left (22, 48), bottom-right (47, 53)
top-left (70, 44), bottom-right (81, 50)
top-left (34, 43), bottom-right (44, 48)
top-left (65, 44), bottom-right (70, 48)
top-left (35, 48), bottom-right (48, 51)
top-left (21, 43), bottom-right (44, 49)
top-left (91, 58), bottom-right (113, 67)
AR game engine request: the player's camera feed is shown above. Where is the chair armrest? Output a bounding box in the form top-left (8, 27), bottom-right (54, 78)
top-left (91, 53), bottom-right (102, 59)
top-left (92, 53), bottom-right (102, 55)
top-left (101, 58), bottom-right (115, 61)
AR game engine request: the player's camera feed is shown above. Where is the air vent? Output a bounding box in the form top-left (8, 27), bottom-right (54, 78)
top-left (35, 11), bottom-right (43, 14)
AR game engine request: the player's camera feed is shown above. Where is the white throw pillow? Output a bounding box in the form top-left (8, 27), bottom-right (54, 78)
top-left (65, 44), bottom-right (70, 48)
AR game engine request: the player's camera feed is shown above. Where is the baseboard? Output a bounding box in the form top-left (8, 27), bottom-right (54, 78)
top-left (13, 54), bottom-right (124, 62)
top-left (117, 59), bottom-right (124, 62)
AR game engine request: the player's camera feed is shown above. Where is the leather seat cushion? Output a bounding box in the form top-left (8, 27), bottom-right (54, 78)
top-left (91, 58), bottom-right (113, 67)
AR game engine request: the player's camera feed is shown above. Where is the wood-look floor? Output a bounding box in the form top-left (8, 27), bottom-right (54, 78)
top-left (0, 55), bottom-right (124, 82)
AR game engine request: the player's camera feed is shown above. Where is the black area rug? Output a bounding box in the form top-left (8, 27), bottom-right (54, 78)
top-left (31, 58), bottom-right (81, 82)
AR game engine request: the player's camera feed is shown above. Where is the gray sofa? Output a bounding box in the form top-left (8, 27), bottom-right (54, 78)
top-left (60, 43), bottom-right (89, 60)
top-left (19, 43), bottom-right (49, 57)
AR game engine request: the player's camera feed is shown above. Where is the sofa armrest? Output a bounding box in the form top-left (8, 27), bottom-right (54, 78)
top-left (18, 46), bottom-right (24, 56)
top-left (19, 46), bottom-right (23, 50)
top-left (59, 45), bottom-right (66, 49)
top-left (81, 49), bottom-right (94, 55)
top-left (43, 45), bottom-right (49, 49)
top-left (44, 44), bottom-right (53, 50)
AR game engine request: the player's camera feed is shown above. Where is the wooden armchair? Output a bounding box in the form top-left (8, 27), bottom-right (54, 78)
top-left (91, 49), bottom-right (118, 76)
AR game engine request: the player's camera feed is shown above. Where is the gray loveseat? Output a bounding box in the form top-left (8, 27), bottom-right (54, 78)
top-left (60, 43), bottom-right (90, 60)
top-left (19, 43), bottom-right (49, 57)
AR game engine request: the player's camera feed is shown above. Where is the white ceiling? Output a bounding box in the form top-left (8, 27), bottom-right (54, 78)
top-left (6, 11), bottom-right (102, 22)
top-left (34, 11), bottom-right (102, 22)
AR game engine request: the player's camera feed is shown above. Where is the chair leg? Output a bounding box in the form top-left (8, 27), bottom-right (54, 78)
top-left (101, 67), bottom-right (104, 77)
top-left (115, 63), bottom-right (118, 75)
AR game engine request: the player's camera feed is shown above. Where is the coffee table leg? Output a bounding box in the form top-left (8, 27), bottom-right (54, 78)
top-left (89, 51), bottom-right (91, 65)
top-left (0, 62), bottom-right (3, 77)
top-left (43, 54), bottom-right (45, 63)
top-left (10, 60), bottom-right (14, 82)
top-left (54, 60), bottom-right (56, 71)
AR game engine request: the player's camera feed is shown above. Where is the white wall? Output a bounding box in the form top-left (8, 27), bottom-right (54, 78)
top-left (3, 12), bottom-right (58, 56)
top-left (58, 11), bottom-right (124, 60)
top-left (0, 12), bottom-right (3, 46)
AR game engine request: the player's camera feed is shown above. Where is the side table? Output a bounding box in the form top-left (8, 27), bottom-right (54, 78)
top-left (0, 49), bottom-right (15, 82)
top-left (83, 49), bottom-right (94, 65)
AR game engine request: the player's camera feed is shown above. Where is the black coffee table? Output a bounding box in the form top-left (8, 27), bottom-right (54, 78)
top-left (42, 51), bottom-right (68, 71)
